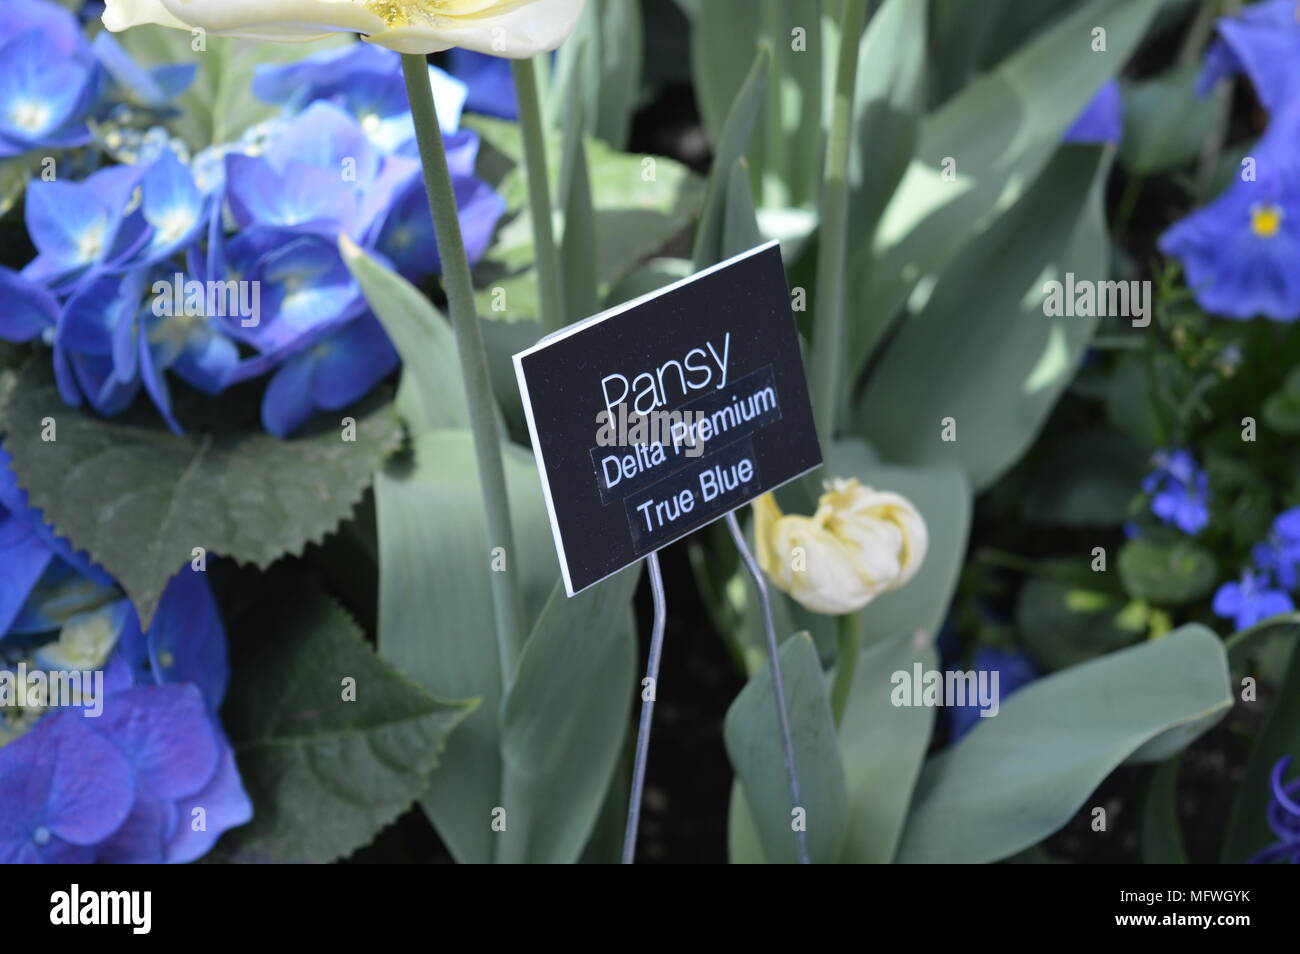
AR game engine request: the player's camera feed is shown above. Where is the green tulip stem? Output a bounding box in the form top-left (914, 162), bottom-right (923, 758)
top-left (511, 56), bottom-right (568, 334)
top-left (810, 0), bottom-right (868, 451)
top-left (402, 54), bottom-right (525, 686)
top-left (831, 611), bottom-right (862, 726)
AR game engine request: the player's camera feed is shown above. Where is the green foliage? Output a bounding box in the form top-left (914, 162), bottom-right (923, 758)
top-left (214, 579), bottom-right (474, 864)
top-left (0, 359), bottom-right (400, 628)
top-left (1118, 537), bottom-right (1218, 605)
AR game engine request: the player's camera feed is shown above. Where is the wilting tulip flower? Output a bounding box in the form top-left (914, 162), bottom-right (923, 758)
top-left (753, 478), bottom-right (927, 616)
top-left (102, 0), bottom-right (586, 57)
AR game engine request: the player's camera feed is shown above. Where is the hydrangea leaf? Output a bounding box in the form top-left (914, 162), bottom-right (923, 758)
top-left (897, 625), bottom-right (1231, 863)
top-left (211, 579), bottom-right (475, 864)
top-left (0, 359), bottom-right (401, 629)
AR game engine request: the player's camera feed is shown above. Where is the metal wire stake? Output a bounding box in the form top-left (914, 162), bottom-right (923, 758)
top-left (725, 509), bottom-right (811, 865)
top-left (622, 551), bottom-right (667, 864)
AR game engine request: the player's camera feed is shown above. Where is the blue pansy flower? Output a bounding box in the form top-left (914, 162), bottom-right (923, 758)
top-left (445, 48), bottom-right (519, 120)
top-left (1251, 507), bottom-right (1300, 591)
top-left (1250, 756), bottom-right (1300, 864)
top-left (1212, 569), bottom-right (1295, 630)
top-left (1142, 449), bottom-right (1211, 535)
top-left (1063, 79), bottom-right (1122, 145)
top-left (946, 647), bottom-right (1038, 744)
top-left (1198, 0), bottom-right (1300, 113)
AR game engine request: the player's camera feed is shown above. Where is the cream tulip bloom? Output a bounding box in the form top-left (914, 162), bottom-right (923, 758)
top-left (102, 0), bottom-right (587, 57)
top-left (753, 478), bottom-right (928, 616)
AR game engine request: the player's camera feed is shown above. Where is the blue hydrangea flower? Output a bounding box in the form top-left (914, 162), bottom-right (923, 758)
top-left (0, 451), bottom-right (251, 864)
top-left (1249, 756), bottom-right (1300, 864)
top-left (1142, 449), bottom-right (1211, 535)
top-left (1063, 79), bottom-right (1122, 145)
top-left (0, 1), bottom-right (100, 159)
top-left (252, 42), bottom-right (467, 151)
top-left (445, 48), bottom-right (519, 120)
top-left (946, 647), bottom-right (1038, 745)
top-left (1212, 569), bottom-right (1295, 630)
top-left (1198, 0), bottom-right (1300, 114)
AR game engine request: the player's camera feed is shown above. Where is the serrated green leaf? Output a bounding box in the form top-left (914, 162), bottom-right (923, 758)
top-left (725, 633), bottom-right (847, 864)
top-left (213, 579), bottom-right (475, 864)
top-left (0, 359), bottom-right (401, 628)
top-left (898, 625), bottom-right (1231, 864)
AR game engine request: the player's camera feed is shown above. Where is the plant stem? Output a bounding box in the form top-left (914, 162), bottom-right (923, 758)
top-left (511, 56), bottom-right (567, 335)
top-left (402, 55), bottom-right (525, 686)
top-left (810, 0), bottom-right (868, 452)
top-left (830, 611), bottom-right (861, 726)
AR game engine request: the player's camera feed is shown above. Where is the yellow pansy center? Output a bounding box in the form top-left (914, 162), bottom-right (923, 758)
top-left (1251, 203), bottom-right (1284, 239)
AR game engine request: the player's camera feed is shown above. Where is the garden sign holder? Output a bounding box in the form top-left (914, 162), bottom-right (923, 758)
top-left (513, 241), bottom-right (824, 864)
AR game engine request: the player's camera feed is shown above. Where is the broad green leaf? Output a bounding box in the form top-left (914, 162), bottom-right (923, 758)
top-left (856, 146), bottom-right (1111, 490)
top-left (691, 0), bottom-right (824, 208)
top-left (498, 570), bottom-right (640, 863)
top-left (722, 157), bottom-right (763, 260)
top-left (692, 47), bottom-right (769, 270)
top-left (1121, 64), bottom-right (1228, 175)
top-left (469, 116), bottom-right (705, 322)
top-left (548, 0), bottom-right (643, 149)
top-left (117, 27), bottom-right (352, 152)
top-left (1118, 537), bottom-right (1218, 605)
top-left (848, 0), bottom-right (927, 244)
top-left (374, 430), bottom-right (557, 863)
top-left (603, 257), bottom-right (694, 309)
top-left (837, 629), bottom-right (937, 863)
top-left (0, 359), bottom-right (400, 629)
top-left (850, 0), bottom-right (1159, 377)
top-left (341, 237), bottom-right (468, 436)
top-left (214, 579), bottom-right (474, 864)
top-left (897, 625), bottom-right (1231, 863)
top-left (725, 633), bottom-right (847, 864)
top-left (1223, 619), bottom-right (1300, 862)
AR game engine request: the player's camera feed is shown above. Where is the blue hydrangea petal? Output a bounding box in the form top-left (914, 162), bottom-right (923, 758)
top-left (165, 732), bottom-right (252, 864)
top-left (91, 684), bottom-right (221, 802)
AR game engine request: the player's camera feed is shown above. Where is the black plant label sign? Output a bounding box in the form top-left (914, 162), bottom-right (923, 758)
top-left (514, 241), bottom-right (823, 596)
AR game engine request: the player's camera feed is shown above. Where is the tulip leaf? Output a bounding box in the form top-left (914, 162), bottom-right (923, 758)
top-left (725, 633), bottom-right (847, 864)
top-left (1121, 64), bottom-right (1228, 176)
top-left (498, 570), bottom-right (639, 863)
top-left (0, 358), bottom-right (401, 629)
top-left (213, 577), bottom-right (475, 864)
top-left (692, 47), bottom-right (768, 270)
top-left (468, 116), bottom-right (705, 322)
top-left (558, 45), bottom-right (599, 323)
top-left (897, 625), bottom-right (1231, 863)
top-left (373, 430), bottom-right (558, 863)
top-left (850, 0), bottom-right (1159, 378)
top-left (548, 0), bottom-right (643, 150)
top-left (856, 145), bottom-right (1111, 490)
top-left (1140, 756), bottom-right (1189, 864)
top-left (722, 158), bottom-right (763, 260)
top-left (341, 238), bottom-right (469, 437)
top-left (837, 629), bottom-right (938, 863)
